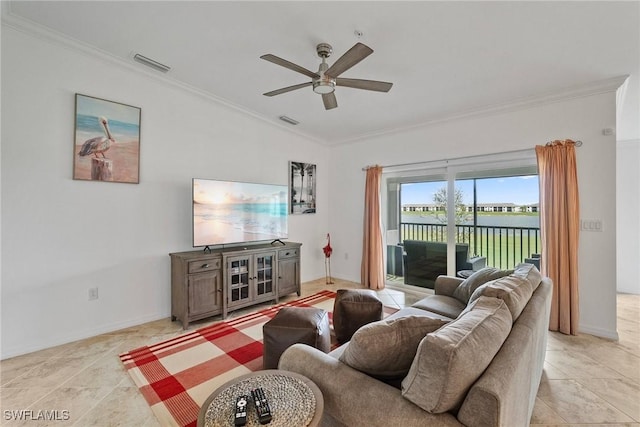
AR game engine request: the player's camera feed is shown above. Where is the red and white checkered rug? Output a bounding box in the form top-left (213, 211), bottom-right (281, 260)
top-left (119, 290), bottom-right (339, 427)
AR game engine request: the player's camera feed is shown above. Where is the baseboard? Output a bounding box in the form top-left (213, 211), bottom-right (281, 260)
top-left (579, 324), bottom-right (619, 341)
top-left (1, 311), bottom-right (170, 360)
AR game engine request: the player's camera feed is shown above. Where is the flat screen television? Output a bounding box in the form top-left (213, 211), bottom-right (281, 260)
top-left (192, 178), bottom-right (288, 247)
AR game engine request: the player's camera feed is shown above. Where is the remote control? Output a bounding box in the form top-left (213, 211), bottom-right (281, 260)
top-left (251, 387), bottom-right (272, 425)
top-left (234, 395), bottom-right (248, 426)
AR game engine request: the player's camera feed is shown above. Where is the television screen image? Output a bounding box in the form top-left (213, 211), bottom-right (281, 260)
top-left (193, 179), bottom-right (288, 247)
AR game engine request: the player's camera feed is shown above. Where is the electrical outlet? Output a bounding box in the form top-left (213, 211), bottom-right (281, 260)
top-left (88, 287), bottom-right (99, 300)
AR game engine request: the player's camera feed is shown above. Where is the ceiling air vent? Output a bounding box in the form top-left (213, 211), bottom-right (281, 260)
top-left (133, 54), bottom-right (171, 73)
top-left (279, 116), bottom-right (299, 125)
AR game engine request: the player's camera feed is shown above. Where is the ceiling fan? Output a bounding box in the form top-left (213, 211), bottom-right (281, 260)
top-left (260, 42), bottom-right (393, 110)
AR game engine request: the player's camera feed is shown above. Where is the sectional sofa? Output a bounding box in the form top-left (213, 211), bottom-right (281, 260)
top-left (280, 264), bottom-right (552, 426)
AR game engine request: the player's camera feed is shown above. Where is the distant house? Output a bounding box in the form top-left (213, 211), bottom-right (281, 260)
top-left (480, 203), bottom-right (516, 212)
top-left (402, 203), bottom-right (444, 212)
top-left (403, 202), bottom-right (538, 213)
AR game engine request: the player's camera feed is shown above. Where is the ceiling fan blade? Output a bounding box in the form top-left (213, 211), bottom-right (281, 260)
top-left (336, 78), bottom-right (393, 92)
top-left (263, 82), bottom-right (312, 97)
top-left (322, 92), bottom-right (338, 110)
top-left (324, 42), bottom-right (373, 78)
top-left (260, 54), bottom-right (320, 79)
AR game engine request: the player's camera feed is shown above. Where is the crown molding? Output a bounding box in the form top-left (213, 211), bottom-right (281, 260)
top-left (332, 75), bottom-right (630, 146)
top-left (1, 5), bottom-right (326, 146)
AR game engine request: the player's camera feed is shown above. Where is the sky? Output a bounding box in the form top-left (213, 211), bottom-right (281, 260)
top-left (401, 175), bottom-right (539, 206)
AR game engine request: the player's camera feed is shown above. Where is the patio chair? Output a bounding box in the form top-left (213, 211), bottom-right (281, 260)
top-left (402, 240), bottom-right (486, 289)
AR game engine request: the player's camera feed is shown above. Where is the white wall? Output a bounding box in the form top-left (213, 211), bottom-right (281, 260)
top-left (617, 139), bottom-right (640, 294)
top-left (1, 27), bottom-right (330, 358)
top-left (329, 92), bottom-right (620, 340)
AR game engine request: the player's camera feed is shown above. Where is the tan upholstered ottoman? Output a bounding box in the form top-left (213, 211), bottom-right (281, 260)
top-left (263, 306), bottom-right (331, 369)
top-left (333, 289), bottom-right (383, 343)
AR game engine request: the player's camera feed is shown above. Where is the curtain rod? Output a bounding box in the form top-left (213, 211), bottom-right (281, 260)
top-left (548, 140), bottom-right (583, 146)
top-left (362, 140), bottom-right (582, 171)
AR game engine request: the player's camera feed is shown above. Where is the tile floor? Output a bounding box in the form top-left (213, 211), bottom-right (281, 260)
top-left (0, 278), bottom-right (638, 426)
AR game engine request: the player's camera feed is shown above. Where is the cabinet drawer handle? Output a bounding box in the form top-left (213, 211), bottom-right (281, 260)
top-left (285, 252), bottom-right (290, 256)
top-left (202, 263), bottom-right (210, 268)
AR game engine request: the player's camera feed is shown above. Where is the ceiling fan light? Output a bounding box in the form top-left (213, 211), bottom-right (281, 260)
top-left (313, 81), bottom-right (335, 94)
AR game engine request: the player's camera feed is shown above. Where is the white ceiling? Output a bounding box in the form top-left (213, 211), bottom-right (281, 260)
top-left (4, 1), bottom-right (639, 145)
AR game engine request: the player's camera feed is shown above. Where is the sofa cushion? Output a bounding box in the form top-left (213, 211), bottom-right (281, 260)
top-left (411, 295), bottom-right (466, 319)
top-left (452, 267), bottom-right (513, 303)
top-left (469, 264), bottom-right (540, 321)
top-left (401, 296), bottom-right (512, 413)
top-left (339, 315), bottom-right (449, 379)
top-left (512, 262), bottom-right (543, 292)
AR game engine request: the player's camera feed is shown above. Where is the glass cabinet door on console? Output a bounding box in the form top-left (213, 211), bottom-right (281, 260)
top-left (226, 251), bottom-right (277, 309)
top-left (254, 253), bottom-right (275, 299)
top-left (227, 256), bottom-right (251, 307)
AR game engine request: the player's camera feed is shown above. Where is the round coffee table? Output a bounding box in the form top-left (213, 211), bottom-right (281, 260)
top-left (197, 370), bottom-right (324, 427)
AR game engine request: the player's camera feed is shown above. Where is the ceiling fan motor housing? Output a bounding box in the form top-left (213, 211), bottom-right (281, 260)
top-left (313, 61), bottom-right (336, 94)
top-left (316, 43), bottom-right (333, 58)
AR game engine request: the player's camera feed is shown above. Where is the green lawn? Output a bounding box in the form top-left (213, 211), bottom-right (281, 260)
top-left (471, 234), bottom-right (540, 269)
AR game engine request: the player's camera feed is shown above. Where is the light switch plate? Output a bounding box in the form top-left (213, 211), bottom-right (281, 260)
top-left (581, 219), bottom-right (603, 232)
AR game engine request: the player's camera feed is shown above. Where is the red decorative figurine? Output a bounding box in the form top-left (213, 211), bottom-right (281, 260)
top-left (323, 233), bottom-right (334, 284)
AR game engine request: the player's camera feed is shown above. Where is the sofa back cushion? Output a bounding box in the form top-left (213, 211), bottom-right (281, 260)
top-left (512, 262), bottom-right (543, 291)
top-left (401, 296), bottom-right (512, 414)
top-left (452, 267), bottom-right (513, 303)
top-left (339, 315), bottom-right (449, 379)
top-left (469, 263), bottom-right (542, 321)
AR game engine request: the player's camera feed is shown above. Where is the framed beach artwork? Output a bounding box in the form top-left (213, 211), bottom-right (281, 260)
top-left (289, 161), bottom-right (317, 214)
top-left (73, 94), bottom-right (141, 183)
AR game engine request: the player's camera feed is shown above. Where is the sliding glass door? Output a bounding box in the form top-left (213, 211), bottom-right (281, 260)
top-left (398, 180), bottom-right (451, 288)
top-left (384, 156), bottom-right (540, 288)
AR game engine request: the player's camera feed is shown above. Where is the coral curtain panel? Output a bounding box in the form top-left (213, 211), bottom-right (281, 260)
top-left (535, 140), bottom-right (580, 335)
top-left (361, 166), bottom-right (385, 290)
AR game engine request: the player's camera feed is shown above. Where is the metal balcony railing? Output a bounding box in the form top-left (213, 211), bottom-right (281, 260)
top-left (400, 222), bottom-right (541, 270)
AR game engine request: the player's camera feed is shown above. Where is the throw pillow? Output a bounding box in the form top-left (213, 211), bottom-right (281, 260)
top-left (452, 267), bottom-right (513, 303)
top-left (469, 273), bottom-right (533, 321)
top-left (339, 315), bottom-right (449, 379)
top-left (401, 296), bottom-right (512, 414)
top-left (511, 262), bottom-right (543, 292)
